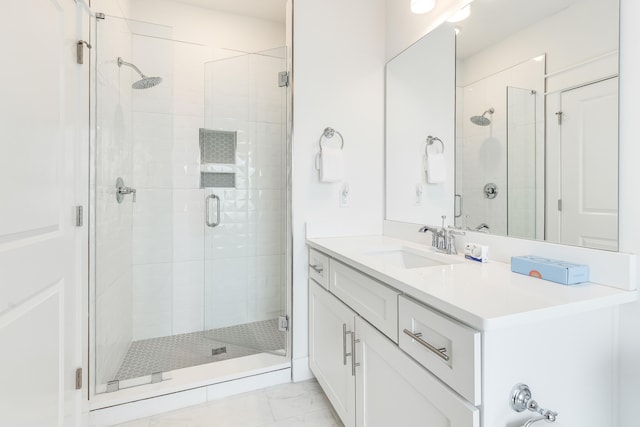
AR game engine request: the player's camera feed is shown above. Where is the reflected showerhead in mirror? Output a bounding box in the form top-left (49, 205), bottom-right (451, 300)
top-left (117, 57), bottom-right (163, 90)
top-left (470, 108), bottom-right (494, 126)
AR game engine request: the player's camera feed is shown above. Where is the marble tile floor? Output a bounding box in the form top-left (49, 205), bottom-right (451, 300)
top-left (113, 379), bottom-right (344, 427)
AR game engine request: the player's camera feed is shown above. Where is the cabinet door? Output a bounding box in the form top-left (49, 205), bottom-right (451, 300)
top-left (355, 317), bottom-right (479, 427)
top-left (309, 279), bottom-right (356, 427)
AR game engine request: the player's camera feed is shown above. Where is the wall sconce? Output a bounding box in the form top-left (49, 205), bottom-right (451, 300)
top-left (411, 0), bottom-right (436, 14)
top-left (447, 3), bottom-right (471, 22)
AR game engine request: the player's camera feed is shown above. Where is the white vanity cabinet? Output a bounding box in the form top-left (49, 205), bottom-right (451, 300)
top-left (308, 257), bottom-right (479, 427)
top-left (355, 316), bottom-right (479, 427)
top-left (307, 237), bottom-right (632, 427)
top-left (308, 279), bottom-right (357, 427)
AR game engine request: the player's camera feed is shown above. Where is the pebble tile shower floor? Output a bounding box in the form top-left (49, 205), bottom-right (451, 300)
top-left (115, 319), bottom-right (285, 381)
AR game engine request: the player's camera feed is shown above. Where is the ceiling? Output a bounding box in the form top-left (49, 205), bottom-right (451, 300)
top-left (168, 0), bottom-right (287, 23)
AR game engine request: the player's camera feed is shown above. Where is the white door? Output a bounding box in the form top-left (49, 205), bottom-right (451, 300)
top-left (355, 317), bottom-right (479, 427)
top-left (308, 280), bottom-right (356, 427)
top-left (0, 1), bottom-right (87, 426)
top-left (559, 78), bottom-right (619, 250)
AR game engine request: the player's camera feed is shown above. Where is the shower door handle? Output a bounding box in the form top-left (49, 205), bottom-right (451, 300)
top-left (206, 194), bottom-right (221, 227)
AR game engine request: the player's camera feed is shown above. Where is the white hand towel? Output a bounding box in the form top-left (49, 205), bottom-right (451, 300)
top-left (425, 153), bottom-right (446, 184)
top-left (320, 147), bottom-right (343, 182)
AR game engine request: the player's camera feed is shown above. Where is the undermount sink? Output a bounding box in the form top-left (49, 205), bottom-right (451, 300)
top-left (362, 246), bottom-right (455, 269)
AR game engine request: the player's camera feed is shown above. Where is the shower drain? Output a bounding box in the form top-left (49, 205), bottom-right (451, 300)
top-left (211, 346), bottom-right (227, 356)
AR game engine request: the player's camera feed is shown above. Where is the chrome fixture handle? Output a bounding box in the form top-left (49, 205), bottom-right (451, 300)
top-left (403, 329), bottom-right (449, 361)
top-left (351, 331), bottom-right (360, 376)
top-left (310, 264), bottom-right (324, 274)
top-left (511, 384), bottom-right (558, 425)
top-left (475, 223), bottom-right (491, 232)
top-left (115, 177), bottom-right (136, 203)
top-left (206, 194), bottom-right (221, 227)
top-left (418, 225), bottom-right (440, 247)
top-left (418, 216), bottom-right (464, 255)
top-left (446, 227), bottom-right (466, 255)
top-left (483, 182), bottom-right (498, 199)
top-left (342, 324), bottom-right (349, 366)
top-left (522, 416), bottom-right (553, 427)
top-left (425, 135), bottom-right (444, 154)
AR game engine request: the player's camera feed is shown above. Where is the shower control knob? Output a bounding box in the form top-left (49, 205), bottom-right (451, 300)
top-left (483, 183), bottom-right (498, 199)
top-left (115, 177), bottom-right (137, 204)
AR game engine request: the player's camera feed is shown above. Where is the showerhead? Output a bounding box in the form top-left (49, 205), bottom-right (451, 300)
top-left (132, 76), bottom-right (163, 90)
top-left (470, 108), bottom-right (495, 126)
top-left (117, 57), bottom-right (163, 90)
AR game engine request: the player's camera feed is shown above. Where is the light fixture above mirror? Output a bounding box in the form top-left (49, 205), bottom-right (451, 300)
top-left (411, 0), bottom-right (436, 14)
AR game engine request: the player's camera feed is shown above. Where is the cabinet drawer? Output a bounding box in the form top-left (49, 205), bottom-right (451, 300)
top-left (356, 317), bottom-right (479, 427)
top-left (398, 296), bottom-right (481, 405)
top-left (309, 248), bottom-right (330, 289)
top-left (330, 259), bottom-right (399, 342)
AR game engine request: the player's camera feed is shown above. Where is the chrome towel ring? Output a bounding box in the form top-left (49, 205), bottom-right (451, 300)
top-left (425, 135), bottom-right (444, 155)
top-left (319, 127), bottom-right (344, 153)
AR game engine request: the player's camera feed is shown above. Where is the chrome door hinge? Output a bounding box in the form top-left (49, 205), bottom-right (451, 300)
top-left (278, 315), bottom-right (289, 331)
top-left (75, 368), bottom-right (82, 390)
top-left (558, 199), bottom-right (562, 211)
top-left (76, 40), bottom-right (92, 65)
top-left (278, 71), bottom-right (289, 87)
top-left (75, 206), bottom-right (84, 227)
top-left (556, 111), bottom-right (563, 125)
top-left (96, 12), bottom-right (106, 20)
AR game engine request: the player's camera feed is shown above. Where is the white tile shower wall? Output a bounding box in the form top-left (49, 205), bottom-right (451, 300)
top-left (128, 3), bottom-right (287, 340)
top-left (94, 13), bottom-right (134, 384)
top-left (132, 263), bottom-right (173, 341)
top-left (456, 59), bottom-right (544, 235)
top-left (130, 32), bottom-right (176, 341)
top-left (202, 51), bottom-right (287, 330)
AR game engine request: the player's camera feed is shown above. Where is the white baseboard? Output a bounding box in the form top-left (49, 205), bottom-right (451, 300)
top-left (292, 356), bottom-right (314, 382)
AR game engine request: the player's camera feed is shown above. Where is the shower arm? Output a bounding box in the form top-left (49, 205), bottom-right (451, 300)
top-left (117, 57), bottom-right (146, 78)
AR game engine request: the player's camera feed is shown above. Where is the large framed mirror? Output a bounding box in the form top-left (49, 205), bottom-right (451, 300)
top-left (385, 0), bottom-right (619, 251)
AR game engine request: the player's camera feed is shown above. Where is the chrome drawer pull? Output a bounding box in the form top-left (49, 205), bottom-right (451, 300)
top-left (342, 324), bottom-right (351, 366)
top-left (403, 329), bottom-right (450, 361)
top-left (310, 264), bottom-right (324, 274)
top-left (351, 331), bottom-right (360, 376)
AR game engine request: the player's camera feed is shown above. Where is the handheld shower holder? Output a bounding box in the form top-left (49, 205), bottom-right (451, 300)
top-left (510, 383), bottom-right (558, 425)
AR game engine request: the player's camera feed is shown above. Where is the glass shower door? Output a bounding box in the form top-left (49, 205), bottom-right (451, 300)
top-left (202, 48), bottom-right (288, 357)
top-left (507, 86), bottom-right (537, 239)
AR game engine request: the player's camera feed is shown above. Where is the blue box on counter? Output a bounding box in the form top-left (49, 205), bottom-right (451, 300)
top-left (510, 255), bottom-right (589, 285)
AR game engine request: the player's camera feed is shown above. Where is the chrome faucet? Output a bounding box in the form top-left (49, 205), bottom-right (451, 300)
top-left (115, 177), bottom-right (137, 203)
top-left (418, 215), bottom-right (465, 255)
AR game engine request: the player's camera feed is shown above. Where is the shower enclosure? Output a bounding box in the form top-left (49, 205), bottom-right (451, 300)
top-left (92, 14), bottom-right (290, 394)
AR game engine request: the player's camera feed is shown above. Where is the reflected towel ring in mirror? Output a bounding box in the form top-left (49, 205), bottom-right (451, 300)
top-left (425, 135), bottom-right (444, 155)
top-left (319, 127), bottom-right (345, 153)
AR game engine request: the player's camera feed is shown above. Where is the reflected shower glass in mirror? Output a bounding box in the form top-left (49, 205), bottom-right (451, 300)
top-left (385, 0), bottom-right (619, 251)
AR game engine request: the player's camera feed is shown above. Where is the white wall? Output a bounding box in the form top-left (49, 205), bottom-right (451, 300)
top-left (617, 0), bottom-right (640, 424)
top-left (291, 0), bottom-right (386, 378)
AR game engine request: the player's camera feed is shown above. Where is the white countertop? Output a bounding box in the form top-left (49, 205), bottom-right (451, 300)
top-left (307, 235), bottom-right (637, 331)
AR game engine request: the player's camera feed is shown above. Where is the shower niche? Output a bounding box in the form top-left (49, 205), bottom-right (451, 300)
top-left (199, 128), bottom-right (237, 188)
